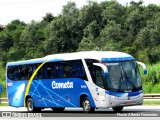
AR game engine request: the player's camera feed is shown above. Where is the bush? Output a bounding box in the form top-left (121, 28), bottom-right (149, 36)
top-left (141, 62), bottom-right (160, 84)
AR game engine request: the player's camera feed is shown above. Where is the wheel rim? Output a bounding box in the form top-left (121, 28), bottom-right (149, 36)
top-left (84, 100), bottom-right (90, 111)
top-left (27, 100), bottom-right (33, 111)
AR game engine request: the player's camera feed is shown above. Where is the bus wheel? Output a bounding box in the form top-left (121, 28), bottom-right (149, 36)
top-left (52, 107), bottom-right (65, 112)
top-left (82, 97), bottom-right (95, 113)
top-left (112, 106), bottom-right (123, 112)
top-left (26, 98), bottom-right (39, 112)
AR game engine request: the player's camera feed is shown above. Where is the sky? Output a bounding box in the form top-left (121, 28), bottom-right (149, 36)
top-left (0, 0), bottom-right (160, 25)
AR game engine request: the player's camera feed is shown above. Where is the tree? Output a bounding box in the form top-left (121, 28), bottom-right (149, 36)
top-left (77, 36), bottom-right (99, 51)
top-left (5, 19), bottom-right (26, 48)
top-left (0, 24), bottom-right (4, 31)
top-left (101, 1), bottom-right (126, 25)
top-left (44, 2), bottom-right (81, 54)
top-left (78, 1), bottom-right (102, 29)
top-left (0, 31), bottom-right (13, 67)
top-left (0, 32), bottom-right (13, 53)
top-left (135, 15), bottom-right (160, 63)
top-left (42, 13), bottom-right (54, 23)
top-left (19, 20), bottom-right (46, 58)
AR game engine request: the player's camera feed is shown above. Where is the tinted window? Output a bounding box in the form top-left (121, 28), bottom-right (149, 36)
top-left (85, 59), bottom-right (104, 88)
top-left (7, 60), bottom-right (88, 81)
top-left (42, 60), bottom-right (88, 80)
top-left (7, 64), bottom-right (34, 81)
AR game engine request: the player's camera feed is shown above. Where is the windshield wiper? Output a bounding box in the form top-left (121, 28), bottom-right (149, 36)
top-left (118, 71), bottom-right (123, 91)
top-left (120, 63), bottom-right (136, 90)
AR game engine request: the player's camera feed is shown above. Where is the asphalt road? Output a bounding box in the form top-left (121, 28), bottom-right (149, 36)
top-left (0, 105), bottom-right (160, 117)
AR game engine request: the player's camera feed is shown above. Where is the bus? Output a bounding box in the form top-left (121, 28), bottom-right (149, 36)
top-left (6, 51), bottom-right (147, 113)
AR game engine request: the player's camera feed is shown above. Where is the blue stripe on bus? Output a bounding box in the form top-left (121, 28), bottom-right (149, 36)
top-left (106, 90), bottom-right (142, 97)
top-left (128, 90), bottom-right (143, 97)
top-left (101, 57), bottom-right (134, 62)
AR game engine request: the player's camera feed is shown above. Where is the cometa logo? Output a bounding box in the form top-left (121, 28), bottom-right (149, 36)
top-left (52, 81), bottom-right (73, 89)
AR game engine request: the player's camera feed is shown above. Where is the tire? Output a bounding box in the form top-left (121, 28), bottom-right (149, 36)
top-left (82, 97), bottom-right (95, 113)
top-left (52, 107), bottom-right (65, 112)
top-left (26, 98), bottom-right (41, 113)
top-left (112, 106), bottom-right (123, 113)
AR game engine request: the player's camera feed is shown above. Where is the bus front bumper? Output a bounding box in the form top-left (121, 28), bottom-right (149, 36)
top-left (106, 93), bottom-right (143, 108)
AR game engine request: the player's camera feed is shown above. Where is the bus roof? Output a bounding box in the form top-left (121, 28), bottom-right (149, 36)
top-left (7, 51), bottom-right (134, 66)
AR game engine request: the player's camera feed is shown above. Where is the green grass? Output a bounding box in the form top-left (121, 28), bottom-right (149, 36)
top-left (143, 101), bottom-right (160, 105)
top-left (141, 62), bottom-right (160, 85)
top-left (0, 103), bottom-right (8, 106)
top-left (142, 82), bottom-right (160, 93)
top-left (0, 61), bottom-right (7, 97)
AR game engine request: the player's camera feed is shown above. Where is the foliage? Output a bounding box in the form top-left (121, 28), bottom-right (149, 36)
top-left (143, 101), bottom-right (160, 105)
top-left (141, 62), bottom-right (160, 84)
top-left (0, 0), bottom-right (160, 95)
top-left (0, 0), bottom-right (159, 63)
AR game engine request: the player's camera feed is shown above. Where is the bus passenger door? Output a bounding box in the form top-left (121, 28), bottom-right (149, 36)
top-left (93, 67), bottom-right (107, 108)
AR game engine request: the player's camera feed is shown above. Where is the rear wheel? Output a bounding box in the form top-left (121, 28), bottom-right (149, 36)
top-left (52, 107), bottom-right (65, 112)
top-left (82, 97), bottom-right (95, 113)
top-left (26, 98), bottom-right (41, 112)
top-left (112, 106), bottom-right (123, 112)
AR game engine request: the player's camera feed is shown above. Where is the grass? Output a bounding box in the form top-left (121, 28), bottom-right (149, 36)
top-left (0, 103), bottom-right (8, 106)
top-left (143, 101), bottom-right (160, 105)
top-left (0, 61), bottom-right (7, 98)
top-left (141, 62), bottom-right (160, 85)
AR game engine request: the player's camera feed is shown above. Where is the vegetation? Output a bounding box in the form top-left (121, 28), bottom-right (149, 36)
top-left (0, 103), bottom-right (8, 106)
top-left (143, 101), bottom-right (160, 105)
top-left (0, 0), bottom-right (160, 97)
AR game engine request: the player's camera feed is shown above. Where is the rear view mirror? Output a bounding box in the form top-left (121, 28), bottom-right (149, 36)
top-left (93, 63), bottom-right (108, 77)
top-left (137, 61), bottom-right (147, 75)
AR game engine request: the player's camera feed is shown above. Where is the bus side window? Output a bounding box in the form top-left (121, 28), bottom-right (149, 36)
top-left (44, 63), bottom-right (53, 79)
top-left (70, 60), bottom-right (87, 80)
top-left (34, 64), bottom-right (43, 80)
top-left (28, 64), bottom-right (33, 79)
top-left (52, 63), bottom-right (57, 78)
top-left (85, 59), bottom-right (98, 81)
top-left (22, 65), bottom-right (27, 80)
top-left (56, 62), bottom-right (65, 78)
top-left (85, 59), bottom-right (104, 88)
top-left (7, 66), bottom-right (14, 80)
top-left (95, 66), bottom-right (104, 88)
top-left (13, 66), bottom-right (19, 80)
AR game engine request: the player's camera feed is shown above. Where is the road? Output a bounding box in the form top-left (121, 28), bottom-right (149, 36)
top-left (0, 105), bottom-right (160, 117)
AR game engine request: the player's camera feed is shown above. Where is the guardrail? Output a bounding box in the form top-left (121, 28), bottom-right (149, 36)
top-left (143, 94), bottom-right (160, 99)
top-left (0, 98), bottom-right (8, 103)
top-left (0, 94), bottom-right (160, 103)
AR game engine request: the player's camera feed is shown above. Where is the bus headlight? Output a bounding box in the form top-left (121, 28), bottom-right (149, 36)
top-left (111, 95), bottom-right (116, 99)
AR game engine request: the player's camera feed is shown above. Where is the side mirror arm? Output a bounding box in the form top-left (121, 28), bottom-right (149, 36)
top-left (93, 63), bottom-right (108, 77)
top-left (137, 61), bottom-right (147, 74)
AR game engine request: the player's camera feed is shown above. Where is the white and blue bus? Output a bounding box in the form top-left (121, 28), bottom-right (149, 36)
top-left (6, 51), bottom-right (147, 113)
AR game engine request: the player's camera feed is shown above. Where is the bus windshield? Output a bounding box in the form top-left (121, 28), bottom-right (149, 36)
top-left (105, 61), bottom-right (142, 92)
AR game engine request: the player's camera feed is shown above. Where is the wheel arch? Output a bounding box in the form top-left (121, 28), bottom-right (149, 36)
top-left (25, 95), bottom-right (32, 107)
top-left (80, 94), bottom-right (88, 107)
top-left (79, 93), bottom-right (95, 108)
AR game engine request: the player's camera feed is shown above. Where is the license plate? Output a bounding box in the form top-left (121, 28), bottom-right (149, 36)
top-left (125, 101), bottom-right (133, 105)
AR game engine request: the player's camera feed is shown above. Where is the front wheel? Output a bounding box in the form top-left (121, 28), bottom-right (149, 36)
top-left (112, 106), bottom-right (123, 112)
top-left (82, 97), bottom-right (95, 113)
top-left (26, 98), bottom-right (41, 112)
